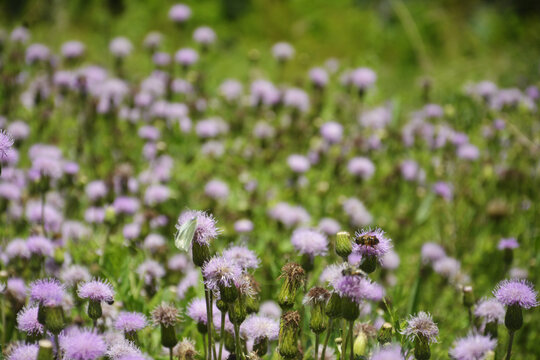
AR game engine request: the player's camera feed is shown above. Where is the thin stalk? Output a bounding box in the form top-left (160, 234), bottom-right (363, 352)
top-left (54, 333), bottom-right (60, 360)
top-left (218, 310), bottom-right (226, 360)
top-left (348, 321), bottom-right (354, 360)
top-left (230, 304), bottom-right (244, 360)
top-left (203, 284), bottom-right (212, 360)
top-left (209, 293), bottom-right (217, 360)
top-left (505, 330), bottom-right (515, 360)
top-left (169, 347), bottom-right (173, 360)
top-left (202, 333), bottom-right (207, 360)
top-left (342, 320), bottom-right (349, 360)
top-left (320, 318), bottom-right (333, 360)
top-left (314, 333), bottom-right (320, 360)
top-left (1, 298), bottom-right (5, 348)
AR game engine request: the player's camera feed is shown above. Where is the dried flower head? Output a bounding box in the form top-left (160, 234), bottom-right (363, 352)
top-left (279, 263), bottom-right (305, 284)
top-left (151, 303), bottom-right (179, 327)
top-left (303, 287), bottom-right (331, 306)
top-left (402, 312), bottom-right (439, 344)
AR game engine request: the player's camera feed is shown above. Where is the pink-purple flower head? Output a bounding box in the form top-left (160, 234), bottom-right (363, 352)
top-left (176, 210), bottom-right (220, 246)
top-left (474, 298), bottom-right (505, 324)
top-left (0, 129), bottom-right (14, 159)
top-left (16, 305), bottom-right (44, 335)
top-left (347, 157), bottom-right (375, 180)
top-left (114, 311), bottom-right (147, 333)
top-left (497, 237), bottom-right (519, 250)
top-left (202, 255), bottom-right (243, 292)
top-left (240, 314), bottom-right (279, 341)
top-left (272, 42), bottom-right (294, 61)
top-left (61, 40), bottom-right (85, 59)
top-left (109, 37), bottom-right (132, 58)
top-left (204, 179), bottom-right (229, 200)
top-left (291, 228), bottom-right (328, 258)
top-left (169, 3), bottom-right (191, 23)
top-left (352, 228), bottom-right (392, 261)
top-left (350, 67), bottom-right (376, 91)
top-left (402, 312), bottom-right (439, 344)
top-left (223, 245), bottom-right (260, 270)
top-left (335, 275), bottom-right (380, 304)
top-left (234, 219), bottom-right (254, 234)
top-left (287, 154), bottom-right (310, 173)
top-left (29, 278), bottom-right (66, 307)
top-left (113, 196), bottom-right (140, 215)
top-left (320, 121), bottom-right (343, 144)
top-left (449, 333), bottom-right (496, 360)
top-left (493, 279), bottom-right (538, 309)
top-left (193, 26), bottom-right (216, 46)
top-left (6, 344), bottom-right (39, 360)
top-left (433, 181), bottom-right (453, 201)
top-left (77, 279), bottom-right (115, 303)
top-left (175, 48), bottom-right (198, 67)
top-left (421, 242), bottom-right (446, 265)
top-left (187, 298), bottom-right (210, 324)
top-left (26, 235), bottom-right (54, 257)
top-left (371, 344), bottom-right (405, 360)
top-left (60, 328), bottom-right (107, 360)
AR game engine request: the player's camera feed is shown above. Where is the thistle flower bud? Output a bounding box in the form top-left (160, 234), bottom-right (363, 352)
top-left (353, 331), bottom-right (368, 357)
top-left (220, 283), bottom-right (239, 304)
top-left (325, 292), bottom-right (342, 319)
top-left (278, 263), bottom-right (305, 310)
top-left (414, 336), bottom-right (431, 360)
top-left (278, 311), bottom-right (301, 359)
top-left (359, 255), bottom-right (377, 273)
top-left (230, 299), bottom-right (247, 325)
top-left (303, 287), bottom-right (330, 334)
top-left (335, 231), bottom-right (352, 260)
top-left (152, 303), bottom-right (180, 349)
top-left (44, 305), bottom-right (65, 335)
top-left (504, 305), bottom-right (523, 331)
top-left (216, 299), bottom-right (228, 312)
top-left (341, 296), bottom-right (360, 321)
top-left (253, 336), bottom-right (269, 356)
top-left (88, 300), bottom-right (102, 321)
top-left (37, 339), bottom-right (53, 360)
top-left (192, 241), bottom-right (210, 267)
top-left (173, 339), bottom-right (198, 360)
top-left (462, 286), bottom-right (475, 308)
top-left (104, 206), bottom-right (116, 225)
top-left (377, 322), bottom-right (393, 344)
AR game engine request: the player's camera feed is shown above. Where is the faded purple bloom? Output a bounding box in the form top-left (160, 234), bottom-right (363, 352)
top-left (272, 42), bottom-right (294, 61)
top-left (6, 344), bottom-right (38, 360)
top-left (350, 67), bottom-right (376, 91)
top-left (342, 198), bottom-right (372, 226)
top-left (193, 26), bottom-right (216, 45)
top-left (78, 279), bottom-right (114, 303)
top-left (449, 333), bottom-right (496, 360)
top-left (380, 249), bottom-right (400, 270)
top-left (27, 236), bottom-right (54, 257)
top-left (474, 298), bottom-right (505, 324)
top-left (283, 88), bottom-right (310, 113)
top-left (287, 154), bottom-right (310, 173)
top-left (176, 210), bottom-right (220, 246)
top-left (320, 121), bottom-right (343, 144)
top-left (143, 233), bottom-right (166, 253)
top-left (352, 228), bottom-right (392, 260)
top-left (114, 312), bottom-right (147, 332)
top-left (317, 218), bottom-right (341, 236)
top-left (223, 245), bottom-right (260, 270)
top-left (169, 3), bottom-right (191, 23)
top-left (60, 265), bottom-right (91, 288)
top-left (360, 106), bottom-right (391, 129)
top-left (309, 67), bottom-right (329, 88)
top-left (8, 121), bottom-right (30, 140)
top-left (319, 263), bottom-right (346, 286)
top-left (113, 196), bottom-right (140, 215)
top-left (493, 279), bottom-right (538, 309)
top-left (371, 344), bottom-right (404, 360)
top-left (457, 144), bottom-right (480, 160)
top-left (6, 278), bottom-right (27, 303)
top-left (60, 328), bottom-right (107, 360)
top-left (402, 312), bottom-right (439, 343)
top-left (61, 41), bottom-right (85, 59)
top-left (86, 181), bottom-right (107, 202)
top-left (152, 52), bottom-right (171, 67)
top-left (291, 228), bottom-right (328, 258)
top-left (176, 268), bottom-right (199, 299)
top-left (16, 305), bottom-right (44, 335)
top-left (204, 179), bottom-right (229, 200)
top-left (144, 184), bottom-right (170, 206)
top-left (433, 257), bottom-right (461, 280)
top-left (26, 43), bottom-right (50, 64)
top-left (5, 239), bottom-right (30, 260)
top-left (137, 260), bottom-right (166, 285)
top-left (29, 278), bottom-right (65, 307)
top-left (219, 79), bottom-right (243, 101)
top-left (335, 275), bottom-right (381, 303)
top-left (175, 48), bottom-right (198, 67)
top-left (234, 219), bottom-right (254, 233)
top-left (109, 37), bottom-right (132, 58)
top-left (0, 130), bottom-right (14, 159)
top-left (433, 181), bottom-right (453, 201)
top-left (187, 298), bottom-right (209, 324)
top-left (421, 243), bottom-right (446, 265)
top-left (259, 301), bottom-right (282, 320)
top-left (202, 255), bottom-right (243, 291)
top-left (123, 223), bottom-right (141, 240)
top-left (347, 157), bottom-right (375, 179)
top-left (497, 238), bottom-right (519, 250)
top-left (85, 207), bottom-right (106, 224)
top-left (240, 314), bottom-right (279, 341)
top-left (167, 254), bottom-right (189, 272)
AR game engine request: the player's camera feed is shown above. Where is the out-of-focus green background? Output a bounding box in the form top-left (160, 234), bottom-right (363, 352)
top-left (2, 0), bottom-right (540, 103)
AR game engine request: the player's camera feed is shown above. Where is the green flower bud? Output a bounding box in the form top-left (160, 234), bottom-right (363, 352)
top-left (377, 322), bottom-right (393, 344)
top-left (37, 339), bottom-right (54, 360)
top-left (278, 311), bottom-right (301, 359)
top-left (44, 306), bottom-right (65, 335)
top-left (230, 299), bottom-right (247, 325)
top-left (224, 331), bottom-right (236, 352)
top-left (219, 284), bottom-right (239, 304)
top-left (216, 299), bottom-right (228, 312)
top-left (353, 331), bottom-right (368, 357)
top-left (325, 292), bottom-right (342, 319)
top-left (197, 321), bottom-right (207, 334)
top-left (160, 324), bottom-right (178, 349)
top-left (253, 336), bottom-right (269, 356)
top-left (124, 331), bottom-right (139, 345)
top-left (462, 286), bottom-right (475, 308)
top-left (192, 241), bottom-right (210, 267)
top-left (104, 206), bottom-right (116, 225)
top-left (88, 300), bottom-right (102, 321)
top-left (278, 263), bottom-right (305, 310)
top-left (413, 336), bottom-right (431, 360)
top-left (484, 321), bottom-right (498, 339)
top-left (300, 254), bottom-right (314, 273)
top-left (304, 287), bottom-right (330, 334)
top-left (359, 255), bottom-right (377, 274)
top-left (504, 305), bottom-right (523, 331)
top-left (245, 294), bottom-right (260, 314)
top-left (341, 297), bottom-right (359, 321)
top-left (335, 231), bottom-right (352, 260)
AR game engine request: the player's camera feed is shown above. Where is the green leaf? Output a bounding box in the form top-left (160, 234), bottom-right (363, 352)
top-left (174, 217), bottom-right (197, 252)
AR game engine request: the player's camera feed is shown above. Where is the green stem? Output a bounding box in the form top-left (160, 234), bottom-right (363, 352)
top-left (314, 333), bottom-right (320, 360)
top-left (202, 333), bottom-right (207, 360)
top-left (204, 284), bottom-right (213, 360)
top-left (169, 347), bottom-right (173, 360)
top-left (218, 310), bottom-right (226, 360)
top-left (348, 321), bottom-right (354, 360)
top-left (320, 318), bottom-right (333, 360)
top-left (342, 320), bottom-right (349, 360)
top-left (505, 330), bottom-right (515, 360)
top-left (54, 333), bottom-right (60, 360)
top-left (230, 304), bottom-right (244, 360)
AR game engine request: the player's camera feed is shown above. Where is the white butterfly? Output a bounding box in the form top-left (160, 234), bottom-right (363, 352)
top-left (174, 217), bottom-right (197, 252)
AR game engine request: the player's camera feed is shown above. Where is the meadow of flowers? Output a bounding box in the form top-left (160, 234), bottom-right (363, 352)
top-left (0, 2), bottom-right (539, 360)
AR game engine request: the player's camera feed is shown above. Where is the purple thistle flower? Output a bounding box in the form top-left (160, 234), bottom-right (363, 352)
top-left (272, 42), bottom-right (294, 61)
top-left (109, 37), bottom-right (132, 58)
top-left (493, 279), bottom-right (538, 309)
top-left (497, 238), bottom-right (519, 250)
top-left (347, 157), bottom-right (375, 180)
top-left (6, 278), bottom-right (27, 303)
top-left (16, 305), bottom-right (44, 335)
top-left (144, 184), bottom-right (170, 206)
top-left (240, 314), bottom-right (279, 341)
top-left (291, 228), bottom-right (328, 258)
top-left (77, 279), bottom-right (115, 303)
top-left (0, 130), bottom-right (14, 159)
top-left (259, 301), bottom-right (282, 319)
top-left (335, 275), bottom-right (381, 303)
top-left (169, 3), bottom-right (191, 23)
top-left (433, 181), bottom-right (453, 201)
top-left (29, 278), bottom-right (65, 307)
top-left (106, 338), bottom-right (143, 359)
top-left (320, 121), bottom-right (343, 144)
top-left (176, 210), bottom-right (220, 246)
top-left (287, 154), bottom-right (311, 173)
top-left (350, 67), bottom-right (376, 90)
top-left (223, 245), bottom-right (260, 270)
top-left (421, 243), bottom-right (446, 265)
top-left (317, 218), bottom-right (341, 236)
top-left (26, 235), bottom-right (54, 257)
top-left (319, 263), bottom-right (346, 286)
top-left (457, 144), bottom-right (480, 161)
top-left (175, 48), bottom-right (198, 67)
top-left (187, 298), bottom-right (209, 324)
top-left (60, 328), bottom-right (107, 360)
top-left (449, 333), bottom-right (496, 360)
top-left (352, 228), bottom-right (392, 260)
top-left (370, 344), bottom-right (405, 360)
top-left (193, 26), bottom-right (216, 45)
top-left (202, 255), bottom-right (243, 292)
top-left (176, 268), bottom-right (199, 300)
top-left (204, 179), bottom-right (229, 200)
top-left (5, 239), bottom-right (30, 260)
top-left (433, 257), bottom-right (461, 280)
top-left (309, 67), bottom-right (329, 88)
top-left (6, 344), bottom-right (39, 360)
top-left (114, 312), bottom-right (147, 333)
top-left (113, 197), bottom-right (140, 215)
top-left (60, 265), bottom-right (91, 288)
top-left (137, 260), bottom-right (165, 285)
top-left (85, 180), bottom-right (107, 202)
top-left (234, 219), bottom-right (254, 233)
top-left (402, 312), bottom-right (439, 344)
top-left (167, 254), bottom-right (189, 272)
top-left (474, 298), bottom-right (505, 324)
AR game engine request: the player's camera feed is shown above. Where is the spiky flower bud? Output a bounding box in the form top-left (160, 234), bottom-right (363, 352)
top-left (278, 263), bottom-right (305, 310)
top-left (325, 292), bottom-right (342, 319)
top-left (341, 296), bottom-right (360, 321)
top-left (37, 339), bottom-right (53, 360)
top-left (88, 300), bottom-right (102, 321)
top-left (504, 305), bottom-right (522, 331)
top-left (377, 322), bottom-right (393, 344)
top-left (335, 231), bottom-right (352, 260)
top-left (303, 287), bottom-right (330, 334)
top-left (44, 306), bottom-right (65, 335)
top-left (192, 241), bottom-right (210, 267)
top-left (173, 339), bottom-right (198, 360)
top-left (463, 286), bottom-right (475, 308)
top-left (278, 311), bottom-right (301, 359)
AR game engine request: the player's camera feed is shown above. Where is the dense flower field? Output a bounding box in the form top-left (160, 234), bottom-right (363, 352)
top-left (0, 2), bottom-right (539, 360)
